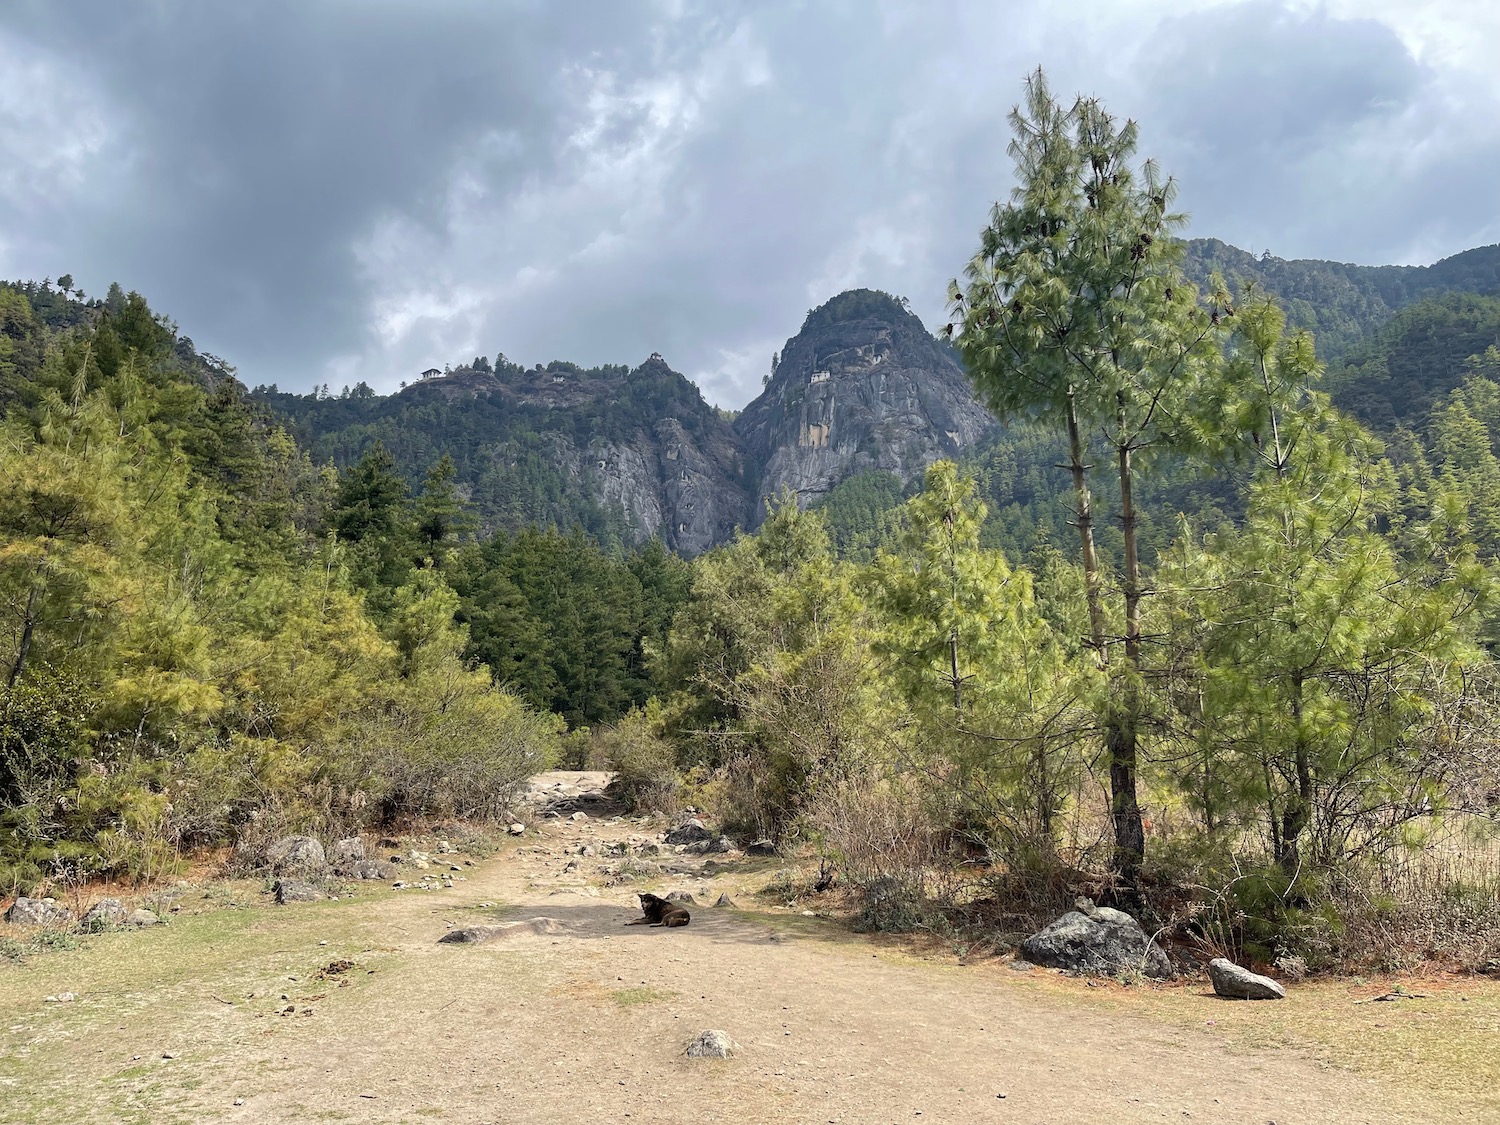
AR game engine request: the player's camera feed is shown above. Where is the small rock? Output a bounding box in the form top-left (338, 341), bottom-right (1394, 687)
top-left (508, 823), bottom-right (526, 836)
top-left (162, 1052), bottom-right (176, 1060)
top-left (744, 838), bottom-right (777, 856)
top-left (713, 894), bottom-right (737, 908)
top-left (341, 859), bottom-right (394, 881)
top-left (330, 837), bottom-right (365, 863)
top-left (44, 992), bottom-right (76, 1003)
top-left (81, 898), bottom-right (128, 929)
top-left (274, 879), bottom-right (325, 904)
top-left (1208, 958), bottom-right (1286, 1000)
top-left (4, 896), bottom-right (74, 927)
top-left (569, 811), bottom-right (589, 822)
top-left (127, 909), bottom-right (160, 927)
top-left (266, 835), bottom-right (326, 875)
top-left (1008, 959), bottom-right (1035, 972)
top-left (376, 836), bottom-right (400, 848)
top-left (685, 1029), bottom-right (738, 1059)
top-left (667, 891), bottom-right (698, 905)
top-left (233, 1098), bottom-right (245, 1106)
top-left (435, 839), bottom-right (456, 854)
top-left (391, 881), bottom-right (409, 889)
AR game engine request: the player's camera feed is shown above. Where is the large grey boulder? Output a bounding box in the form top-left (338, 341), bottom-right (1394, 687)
top-left (266, 835), bottom-right (326, 875)
top-left (274, 878), bottom-right (325, 904)
top-left (4, 897), bottom-right (74, 927)
top-left (1018, 901), bottom-right (1171, 979)
top-left (330, 837), bottom-right (365, 863)
top-left (1208, 958), bottom-right (1286, 1000)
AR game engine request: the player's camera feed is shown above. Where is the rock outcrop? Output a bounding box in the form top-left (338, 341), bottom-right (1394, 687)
top-left (266, 835), bottom-right (326, 875)
top-left (735, 289), bottom-right (995, 520)
top-left (81, 898), bottom-right (128, 928)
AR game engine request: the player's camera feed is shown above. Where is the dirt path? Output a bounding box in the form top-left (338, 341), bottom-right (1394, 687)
top-left (1, 779), bottom-right (1489, 1124)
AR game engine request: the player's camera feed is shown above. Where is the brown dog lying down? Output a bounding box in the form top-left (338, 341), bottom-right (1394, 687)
top-left (625, 892), bottom-right (690, 928)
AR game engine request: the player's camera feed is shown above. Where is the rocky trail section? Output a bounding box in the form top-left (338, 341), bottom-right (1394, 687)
top-left (0, 772), bottom-right (1477, 1124)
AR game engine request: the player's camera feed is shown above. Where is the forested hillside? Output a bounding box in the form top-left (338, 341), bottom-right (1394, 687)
top-left (1182, 238), bottom-right (1500, 361)
top-left (0, 281), bottom-right (693, 892)
top-left (254, 355), bottom-right (747, 554)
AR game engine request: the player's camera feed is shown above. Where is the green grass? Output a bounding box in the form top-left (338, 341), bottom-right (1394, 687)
top-left (610, 986), bottom-right (676, 1007)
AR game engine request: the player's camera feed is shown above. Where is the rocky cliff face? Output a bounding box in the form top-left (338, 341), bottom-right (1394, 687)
top-left (734, 289), bottom-right (995, 522)
top-left (541, 359), bottom-right (748, 554)
top-left (259, 290), bottom-right (993, 551)
top-left (259, 354), bottom-right (747, 555)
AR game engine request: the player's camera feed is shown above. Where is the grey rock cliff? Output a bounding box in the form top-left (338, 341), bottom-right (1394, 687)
top-left (546, 362), bottom-right (747, 555)
top-left (735, 290), bottom-right (994, 521)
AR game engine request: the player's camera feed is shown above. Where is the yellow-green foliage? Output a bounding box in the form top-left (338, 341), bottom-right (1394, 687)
top-left (0, 321), bottom-right (558, 893)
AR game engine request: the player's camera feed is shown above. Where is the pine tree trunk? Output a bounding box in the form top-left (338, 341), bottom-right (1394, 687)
top-left (1110, 430), bottom-right (1146, 881)
top-left (7, 551), bottom-right (47, 689)
top-left (1065, 387), bottom-right (1108, 663)
top-left (1277, 672), bottom-right (1311, 877)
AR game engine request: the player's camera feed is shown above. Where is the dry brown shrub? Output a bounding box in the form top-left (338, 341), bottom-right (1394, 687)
top-left (807, 773), bottom-right (952, 930)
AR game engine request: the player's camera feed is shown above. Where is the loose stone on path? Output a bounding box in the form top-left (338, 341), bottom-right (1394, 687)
top-left (685, 1029), bottom-right (738, 1058)
top-left (1208, 958), bottom-right (1286, 1000)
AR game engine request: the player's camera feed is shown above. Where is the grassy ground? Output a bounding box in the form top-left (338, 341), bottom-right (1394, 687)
top-left (3, 816), bottom-right (1499, 1124)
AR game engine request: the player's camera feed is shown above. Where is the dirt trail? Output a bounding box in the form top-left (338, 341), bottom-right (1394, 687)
top-left (0, 776), bottom-right (1483, 1124)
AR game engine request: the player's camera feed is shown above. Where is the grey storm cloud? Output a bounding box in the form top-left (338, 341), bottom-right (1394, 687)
top-left (1, 1), bottom-right (1497, 408)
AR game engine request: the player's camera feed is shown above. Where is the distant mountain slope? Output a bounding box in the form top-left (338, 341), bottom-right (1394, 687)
top-left (734, 289), bottom-right (995, 521)
top-left (1182, 239), bottom-right (1500, 360)
top-left (254, 355), bottom-right (748, 554)
top-left (1326, 293), bottom-right (1500, 431)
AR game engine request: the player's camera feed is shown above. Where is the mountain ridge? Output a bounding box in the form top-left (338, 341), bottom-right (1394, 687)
top-left (248, 238), bottom-right (1500, 552)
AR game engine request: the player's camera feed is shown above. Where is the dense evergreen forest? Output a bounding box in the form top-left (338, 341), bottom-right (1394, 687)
top-left (4, 76), bottom-right (1500, 969)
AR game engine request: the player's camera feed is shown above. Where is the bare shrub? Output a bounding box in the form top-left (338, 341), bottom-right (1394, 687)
top-left (597, 711), bottom-right (679, 814)
top-left (707, 748), bottom-right (783, 842)
top-left (808, 772), bottom-right (946, 930)
top-left (1328, 842), bottom-right (1500, 972)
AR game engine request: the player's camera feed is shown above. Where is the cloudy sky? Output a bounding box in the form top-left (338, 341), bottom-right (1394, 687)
top-left (2, 1), bottom-right (1497, 408)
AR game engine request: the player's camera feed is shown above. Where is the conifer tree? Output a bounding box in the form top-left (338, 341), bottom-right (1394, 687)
top-left (949, 69), bottom-right (1228, 878)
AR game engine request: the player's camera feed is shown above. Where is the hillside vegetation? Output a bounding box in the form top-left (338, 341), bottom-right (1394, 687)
top-left (5, 78), bottom-right (1500, 975)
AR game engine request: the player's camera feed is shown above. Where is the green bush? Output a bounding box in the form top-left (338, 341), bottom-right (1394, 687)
top-left (598, 708), bottom-right (679, 813)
